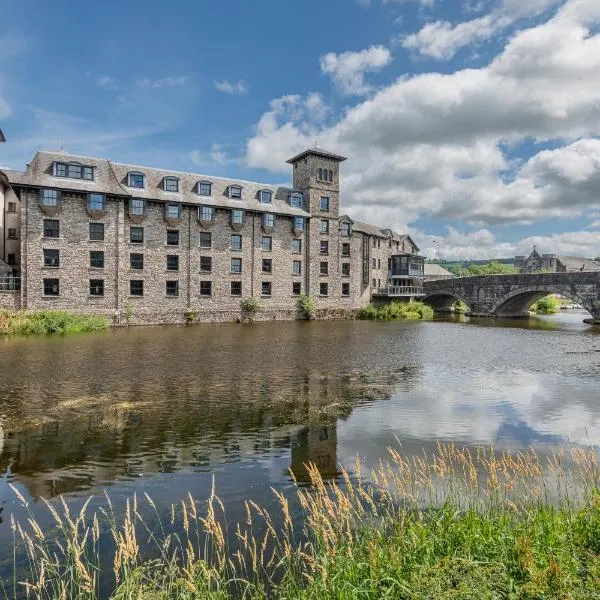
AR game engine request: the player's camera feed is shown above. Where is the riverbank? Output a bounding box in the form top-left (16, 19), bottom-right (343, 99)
top-left (9, 444), bottom-right (600, 599)
top-left (0, 309), bottom-right (108, 336)
top-left (358, 300), bottom-right (434, 320)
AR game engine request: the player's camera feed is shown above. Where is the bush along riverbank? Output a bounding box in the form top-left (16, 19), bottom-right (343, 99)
top-left (0, 309), bottom-right (109, 336)
top-left (531, 295), bottom-right (561, 314)
top-left (9, 444), bottom-right (600, 599)
top-left (358, 300), bottom-right (434, 321)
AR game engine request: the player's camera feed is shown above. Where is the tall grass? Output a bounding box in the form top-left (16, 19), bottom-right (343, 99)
top-left (531, 295), bottom-right (561, 315)
top-left (358, 300), bottom-right (434, 321)
top-left (5, 444), bottom-right (600, 598)
top-left (0, 310), bottom-right (108, 336)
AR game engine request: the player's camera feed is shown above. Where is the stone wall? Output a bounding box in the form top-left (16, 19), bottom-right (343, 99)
top-left (0, 291), bottom-right (20, 310)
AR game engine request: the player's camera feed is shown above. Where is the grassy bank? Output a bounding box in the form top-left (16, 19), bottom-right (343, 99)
top-left (531, 295), bottom-right (561, 315)
top-left (8, 444), bottom-right (600, 599)
top-left (0, 309), bottom-right (109, 336)
top-left (358, 300), bottom-right (434, 321)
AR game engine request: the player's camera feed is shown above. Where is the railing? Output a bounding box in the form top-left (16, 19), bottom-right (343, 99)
top-left (0, 276), bottom-right (20, 291)
top-left (377, 286), bottom-right (425, 297)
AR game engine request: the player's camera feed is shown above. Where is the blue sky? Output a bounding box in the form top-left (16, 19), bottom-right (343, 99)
top-left (1, 0), bottom-right (600, 259)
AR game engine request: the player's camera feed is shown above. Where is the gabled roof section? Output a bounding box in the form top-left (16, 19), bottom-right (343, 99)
top-left (286, 147), bottom-right (347, 164)
top-left (557, 256), bottom-right (600, 272)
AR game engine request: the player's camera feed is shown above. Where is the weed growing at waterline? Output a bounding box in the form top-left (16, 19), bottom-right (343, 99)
top-left (6, 444), bottom-right (600, 598)
top-left (531, 295), bottom-right (561, 314)
top-left (0, 310), bottom-right (108, 336)
top-left (358, 300), bottom-right (434, 321)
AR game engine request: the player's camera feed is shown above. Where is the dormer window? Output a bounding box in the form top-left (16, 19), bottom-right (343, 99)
top-left (259, 190), bottom-right (272, 204)
top-left (293, 216), bottom-right (305, 231)
top-left (198, 181), bottom-right (212, 196)
top-left (54, 162), bottom-right (94, 181)
top-left (163, 177), bottom-right (179, 193)
top-left (165, 203), bottom-right (180, 219)
top-left (88, 193), bottom-right (105, 211)
top-left (128, 172), bottom-right (145, 188)
top-left (289, 193), bottom-right (303, 208)
top-left (340, 221), bottom-right (351, 236)
top-left (263, 213), bottom-right (275, 228)
top-left (231, 209), bottom-right (244, 225)
top-left (229, 185), bottom-right (242, 199)
top-left (40, 189), bottom-right (59, 207)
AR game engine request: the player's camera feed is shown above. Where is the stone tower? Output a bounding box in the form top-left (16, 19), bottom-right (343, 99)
top-left (287, 148), bottom-right (347, 304)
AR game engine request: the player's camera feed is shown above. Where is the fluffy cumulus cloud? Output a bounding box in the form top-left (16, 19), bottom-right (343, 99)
top-left (320, 45), bottom-right (392, 95)
top-left (214, 80), bottom-right (248, 95)
top-left (246, 0), bottom-right (600, 254)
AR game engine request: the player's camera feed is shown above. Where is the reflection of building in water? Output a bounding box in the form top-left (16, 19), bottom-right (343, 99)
top-left (290, 425), bottom-right (338, 482)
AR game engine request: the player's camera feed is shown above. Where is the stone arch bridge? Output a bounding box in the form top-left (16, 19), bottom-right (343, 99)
top-left (423, 272), bottom-right (600, 323)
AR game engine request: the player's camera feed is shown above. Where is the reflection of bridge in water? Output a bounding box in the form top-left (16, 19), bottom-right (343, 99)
top-left (424, 272), bottom-right (600, 323)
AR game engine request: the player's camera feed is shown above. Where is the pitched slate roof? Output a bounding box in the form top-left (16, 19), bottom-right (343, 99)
top-left (558, 256), bottom-right (600, 272)
top-left (339, 216), bottom-right (419, 251)
top-left (424, 263), bottom-right (454, 277)
top-left (7, 151), bottom-right (311, 218)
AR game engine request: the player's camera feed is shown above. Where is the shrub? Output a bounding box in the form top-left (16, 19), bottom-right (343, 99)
top-left (298, 294), bottom-right (316, 320)
top-left (358, 301), bottom-right (434, 321)
top-left (531, 295), bottom-right (560, 314)
top-left (0, 310), bottom-right (109, 336)
top-left (240, 297), bottom-right (260, 313)
top-left (184, 308), bottom-right (198, 324)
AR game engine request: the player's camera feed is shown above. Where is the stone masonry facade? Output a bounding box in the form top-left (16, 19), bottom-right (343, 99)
top-left (0, 148), bottom-right (423, 324)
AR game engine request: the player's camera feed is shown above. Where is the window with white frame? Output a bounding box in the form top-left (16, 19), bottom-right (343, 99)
top-left (229, 185), bottom-right (242, 199)
top-left (198, 181), bottom-right (212, 196)
top-left (340, 221), bottom-right (351, 236)
top-left (293, 216), bottom-right (305, 231)
top-left (231, 209), bottom-right (244, 225)
top-left (198, 205), bottom-right (214, 222)
top-left (259, 190), bottom-right (272, 203)
top-left (166, 203), bottom-right (180, 219)
top-left (320, 219), bottom-right (329, 234)
top-left (129, 198), bottom-right (144, 216)
top-left (40, 189), bottom-right (59, 206)
top-left (262, 213), bottom-right (275, 228)
top-left (164, 177), bottom-right (179, 193)
top-left (289, 193), bottom-right (303, 208)
top-left (88, 193), bottom-right (105, 211)
top-left (292, 260), bottom-right (302, 275)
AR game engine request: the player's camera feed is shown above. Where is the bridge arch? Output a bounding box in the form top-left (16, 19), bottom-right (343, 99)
top-left (491, 286), bottom-right (592, 317)
top-left (423, 291), bottom-right (473, 313)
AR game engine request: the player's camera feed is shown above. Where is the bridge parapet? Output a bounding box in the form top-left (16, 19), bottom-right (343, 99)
top-left (423, 272), bottom-right (600, 323)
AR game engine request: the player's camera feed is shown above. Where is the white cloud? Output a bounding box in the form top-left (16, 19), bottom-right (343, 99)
top-left (215, 80), bottom-right (248, 95)
top-left (246, 0), bottom-right (600, 231)
top-left (402, 0), bottom-right (563, 60)
top-left (320, 45), bottom-right (392, 95)
top-left (189, 143), bottom-right (234, 167)
top-left (135, 76), bottom-right (190, 89)
top-left (97, 75), bottom-right (118, 89)
top-left (0, 94), bottom-right (10, 119)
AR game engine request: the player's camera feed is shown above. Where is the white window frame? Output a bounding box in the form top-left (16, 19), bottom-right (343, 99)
top-left (229, 185), bottom-right (242, 199)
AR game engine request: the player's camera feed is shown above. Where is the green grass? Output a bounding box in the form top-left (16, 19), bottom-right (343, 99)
top-left (358, 300), bottom-right (434, 321)
top-left (531, 295), bottom-right (561, 315)
top-left (0, 309), bottom-right (109, 336)
top-left (8, 444), bottom-right (600, 598)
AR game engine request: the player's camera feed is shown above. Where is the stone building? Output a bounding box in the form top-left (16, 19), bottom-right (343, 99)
top-left (515, 247), bottom-right (600, 274)
top-left (0, 147), bottom-right (424, 323)
top-left (424, 263), bottom-right (454, 282)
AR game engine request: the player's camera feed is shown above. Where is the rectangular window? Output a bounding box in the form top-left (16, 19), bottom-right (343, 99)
top-left (90, 251), bottom-right (104, 268)
top-left (262, 258), bottom-right (272, 273)
top-left (261, 281), bottom-right (272, 296)
top-left (7, 202), bottom-right (16, 213)
top-left (320, 219), bottom-right (329, 234)
top-left (166, 204), bottom-right (180, 219)
top-left (230, 234), bottom-right (242, 250)
top-left (293, 216), bottom-right (305, 231)
top-left (373, 238), bottom-right (377, 248)
top-left (7, 228), bottom-right (16, 239)
top-left (262, 213), bottom-right (275, 228)
top-left (89, 279), bottom-right (104, 296)
top-left (341, 263), bottom-right (350, 276)
top-left (43, 219), bottom-right (59, 238)
top-left (164, 177), bottom-right (179, 193)
top-left (130, 280), bottom-right (144, 296)
top-left (199, 206), bottom-right (213, 221)
top-left (289, 194), bottom-right (303, 208)
top-left (200, 281), bottom-right (212, 296)
top-left (320, 261), bottom-right (328, 276)
top-left (378, 259), bottom-right (381, 269)
top-left (372, 278), bottom-right (377, 289)
top-left (341, 222), bottom-right (351, 236)
top-left (83, 166), bottom-right (94, 180)
top-left (292, 281), bottom-right (301, 296)
top-left (89, 222), bottom-right (105, 241)
top-left (320, 240), bottom-right (329, 255)
top-left (292, 238), bottom-right (302, 253)
top-left (67, 164), bottom-right (82, 179)
top-left (199, 232), bottom-right (212, 248)
top-left (262, 236), bottom-right (272, 251)
top-left (231, 209), bottom-right (244, 225)
top-left (342, 283), bottom-right (350, 297)
top-left (320, 196), bottom-right (329, 211)
top-left (129, 173), bottom-right (145, 188)
top-left (200, 256), bottom-right (212, 272)
top-left (43, 249), bottom-right (59, 267)
top-left (231, 257), bottom-right (242, 274)
top-left (231, 281), bottom-right (242, 296)
top-left (292, 260), bottom-right (302, 275)
top-left (41, 189), bottom-right (59, 206)
top-left (130, 227), bottom-right (144, 244)
top-left (88, 193), bottom-right (105, 211)
top-left (7, 254), bottom-right (16, 265)
top-left (166, 255), bottom-right (179, 271)
top-left (198, 182), bottom-right (212, 196)
top-left (342, 243), bottom-right (350, 257)
top-left (129, 198), bottom-right (145, 215)
top-left (55, 163), bottom-right (67, 177)
top-left (44, 278), bottom-right (59, 296)
top-left (167, 230), bottom-right (179, 246)
top-left (166, 281), bottom-right (179, 297)
top-left (320, 282), bottom-right (328, 296)
top-left (260, 190), bottom-right (272, 203)
top-left (229, 186), bottom-right (242, 199)
top-left (130, 253), bottom-right (144, 270)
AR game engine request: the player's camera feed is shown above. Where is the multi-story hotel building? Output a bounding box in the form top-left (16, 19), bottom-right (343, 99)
top-left (0, 147), bottom-right (424, 323)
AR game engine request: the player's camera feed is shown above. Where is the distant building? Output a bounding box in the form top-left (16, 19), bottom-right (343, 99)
top-left (515, 247), bottom-right (600, 273)
top-left (424, 263), bottom-right (454, 281)
top-left (0, 128), bottom-right (5, 142)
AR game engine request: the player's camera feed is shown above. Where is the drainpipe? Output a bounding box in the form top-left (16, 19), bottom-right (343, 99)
top-left (187, 206), bottom-right (191, 308)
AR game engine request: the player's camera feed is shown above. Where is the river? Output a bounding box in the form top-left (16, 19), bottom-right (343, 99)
top-left (1, 311), bottom-right (600, 589)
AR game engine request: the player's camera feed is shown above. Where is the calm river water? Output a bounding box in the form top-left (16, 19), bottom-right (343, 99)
top-left (1, 311), bottom-right (600, 587)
